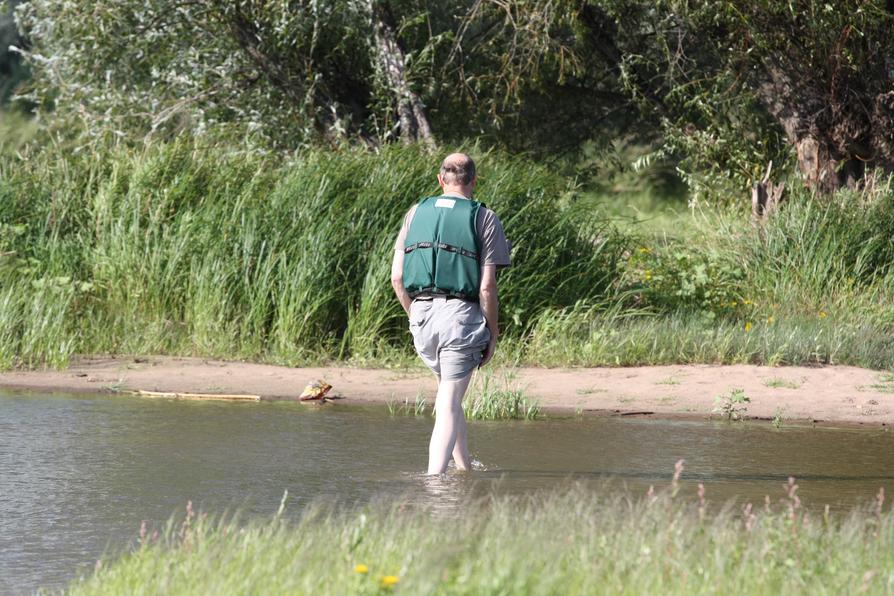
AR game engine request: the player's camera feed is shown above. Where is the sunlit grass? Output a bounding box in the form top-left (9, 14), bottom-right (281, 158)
top-left (763, 377), bottom-right (803, 389)
top-left (463, 371), bottom-right (539, 420)
top-left (521, 308), bottom-right (894, 369)
top-left (69, 473), bottom-right (894, 595)
top-left (2, 136), bottom-right (894, 371)
top-left (382, 373), bottom-right (539, 420)
top-left (0, 139), bottom-right (623, 368)
top-left (0, 110), bottom-right (38, 157)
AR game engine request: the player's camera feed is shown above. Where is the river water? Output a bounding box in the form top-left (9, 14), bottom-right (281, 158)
top-left (2, 391), bottom-right (893, 594)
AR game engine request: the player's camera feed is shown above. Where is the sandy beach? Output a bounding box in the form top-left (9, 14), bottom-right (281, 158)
top-left (1, 356), bottom-right (892, 426)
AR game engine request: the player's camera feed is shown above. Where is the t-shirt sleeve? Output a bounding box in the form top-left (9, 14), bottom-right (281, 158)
top-left (393, 205), bottom-right (417, 251)
top-left (477, 208), bottom-right (512, 268)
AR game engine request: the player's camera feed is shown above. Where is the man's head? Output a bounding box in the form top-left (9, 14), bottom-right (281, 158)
top-left (438, 153), bottom-right (476, 196)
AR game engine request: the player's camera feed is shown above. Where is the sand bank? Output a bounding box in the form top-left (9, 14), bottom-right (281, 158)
top-left (1, 356), bottom-right (892, 426)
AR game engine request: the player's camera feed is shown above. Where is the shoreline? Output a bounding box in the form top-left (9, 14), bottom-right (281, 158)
top-left (1, 355), bottom-right (892, 427)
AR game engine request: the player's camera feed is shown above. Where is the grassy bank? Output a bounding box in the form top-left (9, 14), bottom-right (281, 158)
top-left (1, 137), bottom-right (893, 370)
top-left (70, 482), bottom-right (893, 594)
top-left (528, 178), bottom-right (894, 368)
top-left (0, 140), bottom-right (621, 367)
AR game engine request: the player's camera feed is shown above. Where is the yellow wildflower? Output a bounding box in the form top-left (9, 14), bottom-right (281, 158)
top-left (644, 270), bottom-right (652, 280)
top-left (819, 311), bottom-right (827, 318)
top-left (744, 321), bottom-right (753, 332)
top-left (354, 564), bottom-right (369, 574)
top-left (766, 316), bottom-right (774, 324)
top-left (380, 575), bottom-right (400, 588)
top-left (638, 247), bottom-right (651, 254)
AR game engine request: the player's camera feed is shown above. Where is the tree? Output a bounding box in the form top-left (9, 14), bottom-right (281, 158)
top-left (1, 0), bottom-right (26, 104)
top-left (583, 0), bottom-right (894, 194)
top-left (15, 1), bottom-right (404, 147)
top-left (13, 0), bottom-right (637, 154)
top-left (14, 0), bottom-right (894, 198)
top-left (436, 0), bottom-right (894, 194)
top-left (367, 0), bottom-right (434, 147)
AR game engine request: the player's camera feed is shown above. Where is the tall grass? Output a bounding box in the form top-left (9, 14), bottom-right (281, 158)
top-left (70, 481), bottom-right (893, 595)
top-left (0, 139), bottom-right (623, 367)
top-left (523, 308), bottom-right (894, 368)
top-left (384, 373), bottom-right (540, 420)
top-left (2, 135), bottom-right (894, 370)
top-left (520, 179), bottom-right (894, 368)
top-left (463, 371), bottom-right (539, 420)
top-left (0, 110), bottom-right (38, 157)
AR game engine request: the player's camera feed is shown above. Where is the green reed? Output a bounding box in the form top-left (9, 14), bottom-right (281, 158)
top-left (0, 139), bottom-right (623, 368)
top-left (463, 371), bottom-right (539, 420)
top-left (519, 177), bottom-right (894, 369)
top-left (3, 134), bottom-right (894, 370)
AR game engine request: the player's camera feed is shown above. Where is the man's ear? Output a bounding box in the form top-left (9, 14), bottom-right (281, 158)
top-left (437, 174), bottom-right (446, 189)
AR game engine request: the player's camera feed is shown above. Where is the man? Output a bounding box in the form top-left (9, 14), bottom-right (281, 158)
top-left (391, 153), bottom-right (511, 475)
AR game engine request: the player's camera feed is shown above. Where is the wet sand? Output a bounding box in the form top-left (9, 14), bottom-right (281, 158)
top-left (1, 356), bottom-right (892, 426)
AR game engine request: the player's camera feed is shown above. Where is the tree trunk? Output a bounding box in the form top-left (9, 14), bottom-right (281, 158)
top-left (752, 162), bottom-right (785, 221)
top-left (368, 0), bottom-right (435, 148)
top-left (757, 64), bottom-right (849, 194)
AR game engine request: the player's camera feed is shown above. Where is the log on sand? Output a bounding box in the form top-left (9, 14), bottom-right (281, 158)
top-left (133, 389), bottom-right (261, 402)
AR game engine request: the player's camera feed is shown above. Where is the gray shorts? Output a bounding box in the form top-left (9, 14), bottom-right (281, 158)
top-left (409, 297), bottom-right (491, 380)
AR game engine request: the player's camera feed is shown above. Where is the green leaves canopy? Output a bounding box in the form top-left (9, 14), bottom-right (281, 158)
top-left (12, 0), bottom-right (894, 192)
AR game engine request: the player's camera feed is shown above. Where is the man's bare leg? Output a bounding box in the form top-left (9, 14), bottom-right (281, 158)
top-left (452, 412), bottom-right (471, 471)
top-left (427, 372), bottom-right (474, 475)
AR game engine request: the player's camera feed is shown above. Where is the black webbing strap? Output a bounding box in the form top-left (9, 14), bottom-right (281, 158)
top-left (409, 288), bottom-right (479, 302)
top-left (404, 241), bottom-right (477, 259)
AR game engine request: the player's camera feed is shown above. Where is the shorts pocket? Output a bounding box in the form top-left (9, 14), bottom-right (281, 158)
top-left (449, 301), bottom-right (485, 326)
top-left (409, 299), bottom-right (433, 328)
top-left (442, 303), bottom-right (489, 349)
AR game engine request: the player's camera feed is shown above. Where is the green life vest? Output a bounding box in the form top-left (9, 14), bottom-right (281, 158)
top-left (403, 195), bottom-right (482, 300)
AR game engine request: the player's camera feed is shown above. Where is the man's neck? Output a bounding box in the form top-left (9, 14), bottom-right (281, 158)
top-left (441, 187), bottom-right (472, 199)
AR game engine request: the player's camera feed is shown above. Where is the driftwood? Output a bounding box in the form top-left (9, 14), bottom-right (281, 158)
top-left (133, 390), bottom-right (260, 402)
top-left (751, 161), bottom-right (785, 221)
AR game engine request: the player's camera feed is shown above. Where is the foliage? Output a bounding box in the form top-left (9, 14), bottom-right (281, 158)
top-left (11, 0), bottom-right (630, 153)
top-left (0, 0), bottom-right (27, 104)
top-left (384, 373), bottom-right (540, 420)
top-left (13, 0), bottom-right (894, 192)
top-left (521, 308), bottom-right (894, 369)
top-left (0, 139), bottom-right (624, 367)
top-left (15, 0), bottom-right (377, 147)
top-left (520, 177), bottom-right (894, 369)
top-left (463, 372), bottom-right (539, 420)
top-left (69, 482), bottom-right (894, 595)
top-left (713, 388), bottom-right (751, 421)
top-left (739, 177), bottom-right (894, 301)
top-left (771, 406), bottom-right (786, 429)
top-left (592, 0), bottom-right (894, 196)
top-left (624, 244), bottom-right (744, 316)
top-left (386, 393), bottom-right (428, 417)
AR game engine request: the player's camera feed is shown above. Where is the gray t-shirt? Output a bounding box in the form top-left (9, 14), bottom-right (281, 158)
top-left (393, 195), bottom-right (512, 268)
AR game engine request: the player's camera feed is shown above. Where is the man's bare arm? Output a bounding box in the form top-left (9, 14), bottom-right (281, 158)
top-left (391, 248), bottom-right (412, 315)
top-left (479, 264), bottom-right (499, 366)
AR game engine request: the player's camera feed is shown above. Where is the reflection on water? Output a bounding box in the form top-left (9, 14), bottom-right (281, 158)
top-left (1, 391), bottom-right (892, 594)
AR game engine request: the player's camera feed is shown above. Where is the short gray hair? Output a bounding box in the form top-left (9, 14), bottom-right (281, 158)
top-left (439, 154), bottom-right (476, 186)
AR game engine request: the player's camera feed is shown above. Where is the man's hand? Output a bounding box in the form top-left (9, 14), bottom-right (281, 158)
top-left (480, 335), bottom-right (498, 367)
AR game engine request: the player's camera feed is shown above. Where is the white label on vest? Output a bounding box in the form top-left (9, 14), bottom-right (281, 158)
top-left (435, 198), bottom-right (456, 209)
